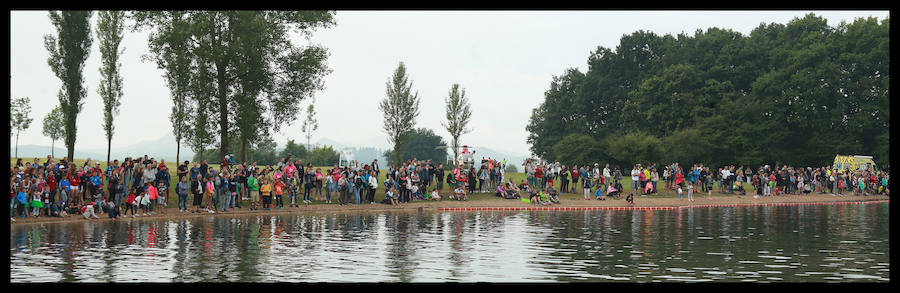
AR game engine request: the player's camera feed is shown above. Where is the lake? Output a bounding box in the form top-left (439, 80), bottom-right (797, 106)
top-left (9, 202), bottom-right (889, 282)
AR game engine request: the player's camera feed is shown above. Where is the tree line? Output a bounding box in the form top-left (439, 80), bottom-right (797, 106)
top-left (527, 13), bottom-right (889, 169)
top-left (13, 11), bottom-right (335, 167)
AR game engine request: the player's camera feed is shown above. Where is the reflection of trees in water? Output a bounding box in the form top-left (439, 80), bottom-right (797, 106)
top-left (445, 212), bottom-right (473, 281)
top-left (233, 217), bottom-right (263, 282)
top-left (384, 212), bottom-right (420, 282)
top-left (171, 221), bottom-right (191, 282)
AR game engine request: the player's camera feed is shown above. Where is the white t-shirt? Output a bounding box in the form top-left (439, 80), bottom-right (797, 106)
top-left (631, 169), bottom-right (639, 181)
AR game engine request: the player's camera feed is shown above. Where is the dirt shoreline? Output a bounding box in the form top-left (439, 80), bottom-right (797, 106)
top-left (10, 193), bottom-right (889, 226)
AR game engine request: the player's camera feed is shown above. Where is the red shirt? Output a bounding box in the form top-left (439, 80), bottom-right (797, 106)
top-left (535, 168), bottom-right (543, 178)
top-left (47, 176), bottom-right (57, 191)
top-left (69, 174), bottom-right (80, 186)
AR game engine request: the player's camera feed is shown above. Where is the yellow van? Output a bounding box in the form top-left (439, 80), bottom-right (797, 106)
top-left (833, 155), bottom-right (877, 172)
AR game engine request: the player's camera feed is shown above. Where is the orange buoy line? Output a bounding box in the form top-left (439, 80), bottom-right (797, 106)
top-left (437, 206), bottom-right (678, 212)
top-left (437, 200), bottom-right (888, 212)
top-left (677, 200), bottom-right (889, 210)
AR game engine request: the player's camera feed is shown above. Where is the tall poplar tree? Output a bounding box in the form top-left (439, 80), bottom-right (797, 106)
top-left (379, 62), bottom-right (421, 165)
top-left (44, 10), bottom-right (93, 161)
top-left (96, 10), bottom-right (126, 166)
top-left (441, 83), bottom-right (472, 164)
top-left (301, 104), bottom-right (318, 155)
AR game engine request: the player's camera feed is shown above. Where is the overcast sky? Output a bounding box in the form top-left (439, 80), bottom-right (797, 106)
top-left (9, 10), bottom-right (890, 158)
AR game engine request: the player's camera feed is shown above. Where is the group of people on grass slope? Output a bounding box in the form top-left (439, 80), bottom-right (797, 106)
top-left (520, 159), bottom-right (889, 204)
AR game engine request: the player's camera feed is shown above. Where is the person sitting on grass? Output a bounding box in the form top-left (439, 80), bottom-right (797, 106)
top-left (428, 188), bottom-right (441, 201)
top-left (454, 184), bottom-right (467, 201)
top-left (606, 183), bottom-right (619, 199)
top-left (538, 188), bottom-right (552, 205)
top-left (734, 179), bottom-right (746, 195)
top-left (410, 183), bottom-right (422, 201)
top-left (385, 187), bottom-right (399, 206)
top-left (595, 186), bottom-right (605, 200)
top-left (50, 201), bottom-right (67, 218)
top-left (81, 202), bottom-right (99, 220)
top-left (548, 187), bottom-right (560, 204)
top-left (502, 182), bottom-right (519, 199)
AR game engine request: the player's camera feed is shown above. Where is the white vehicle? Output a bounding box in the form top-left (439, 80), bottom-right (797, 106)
top-left (339, 148), bottom-right (355, 168)
top-left (457, 145), bottom-right (476, 170)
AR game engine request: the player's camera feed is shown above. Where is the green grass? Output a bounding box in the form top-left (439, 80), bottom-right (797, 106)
top-left (12, 157), bottom-right (759, 207)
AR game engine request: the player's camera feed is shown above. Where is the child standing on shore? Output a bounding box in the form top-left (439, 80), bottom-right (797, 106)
top-left (123, 188), bottom-right (137, 217)
top-left (274, 178), bottom-right (285, 209)
top-left (204, 176), bottom-right (216, 213)
top-left (260, 178), bottom-right (273, 211)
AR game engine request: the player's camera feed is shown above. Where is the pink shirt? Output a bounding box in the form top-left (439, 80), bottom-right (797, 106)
top-left (147, 185), bottom-right (159, 200)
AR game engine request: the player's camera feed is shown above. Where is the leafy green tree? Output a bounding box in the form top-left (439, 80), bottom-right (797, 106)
top-left (527, 13), bottom-right (889, 168)
top-left (149, 12), bottom-right (194, 165)
top-left (604, 131), bottom-right (664, 168)
top-left (11, 97), bottom-right (33, 159)
top-left (42, 105), bottom-right (66, 157)
top-left (441, 83), bottom-right (472, 163)
top-left (279, 139), bottom-right (308, 162)
top-left (308, 145), bottom-right (340, 166)
top-left (383, 128), bottom-right (446, 165)
top-left (379, 62), bottom-right (421, 164)
top-left (44, 10), bottom-right (93, 161)
top-left (551, 133), bottom-right (602, 167)
top-left (96, 10), bottom-right (126, 166)
top-left (133, 11), bottom-right (335, 160)
top-left (252, 136), bottom-right (279, 166)
top-left (301, 104), bottom-right (318, 155)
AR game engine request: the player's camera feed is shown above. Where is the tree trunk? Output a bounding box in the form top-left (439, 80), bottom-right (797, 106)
top-left (51, 139), bottom-right (55, 157)
top-left (15, 131), bottom-right (20, 159)
top-left (452, 137), bottom-right (459, 165)
top-left (66, 107), bottom-right (76, 162)
top-left (106, 137), bottom-right (112, 169)
top-left (241, 137), bottom-right (248, 163)
top-left (176, 139), bottom-right (180, 165)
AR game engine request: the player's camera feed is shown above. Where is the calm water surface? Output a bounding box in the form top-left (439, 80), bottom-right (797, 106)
top-left (10, 203), bottom-right (889, 282)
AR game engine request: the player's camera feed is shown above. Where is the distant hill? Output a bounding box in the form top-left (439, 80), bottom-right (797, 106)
top-left (11, 135), bottom-right (527, 169)
top-left (10, 144), bottom-right (105, 160)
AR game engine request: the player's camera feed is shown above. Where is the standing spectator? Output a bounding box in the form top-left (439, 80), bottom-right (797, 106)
top-left (176, 175), bottom-right (190, 212)
top-left (630, 165), bottom-right (640, 193)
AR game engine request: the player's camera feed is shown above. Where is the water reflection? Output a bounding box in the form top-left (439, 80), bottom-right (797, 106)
top-left (10, 203), bottom-right (890, 282)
